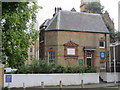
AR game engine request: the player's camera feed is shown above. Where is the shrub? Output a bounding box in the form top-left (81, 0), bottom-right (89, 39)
top-left (16, 59), bottom-right (97, 74)
top-left (84, 66), bottom-right (97, 73)
top-left (48, 63), bottom-right (65, 73)
top-left (5, 71), bottom-right (17, 74)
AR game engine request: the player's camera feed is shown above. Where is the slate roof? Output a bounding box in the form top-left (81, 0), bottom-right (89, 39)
top-left (82, 0), bottom-right (100, 3)
top-left (45, 10), bottom-right (109, 33)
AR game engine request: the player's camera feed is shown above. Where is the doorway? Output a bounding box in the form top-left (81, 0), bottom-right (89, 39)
top-left (86, 53), bottom-right (92, 67)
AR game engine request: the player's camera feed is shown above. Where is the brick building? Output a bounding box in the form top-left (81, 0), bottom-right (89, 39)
top-left (39, 10), bottom-right (111, 72)
top-left (27, 39), bottom-right (39, 64)
top-left (80, 0), bottom-right (100, 12)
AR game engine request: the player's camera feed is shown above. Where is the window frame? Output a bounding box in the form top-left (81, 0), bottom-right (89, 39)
top-left (100, 62), bottom-right (106, 69)
top-left (30, 48), bottom-right (33, 52)
top-left (99, 41), bottom-right (105, 48)
top-left (48, 51), bottom-right (55, 63)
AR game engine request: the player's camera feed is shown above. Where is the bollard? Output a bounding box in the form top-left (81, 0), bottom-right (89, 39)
top-left (41, 81), bottom-right (44, 88)
top-left (81, 80), bottom-right (84, 88)
top-left (59, 80), bottom-right (62, 88)
top-left (23, 83), bottom-right (25, 90)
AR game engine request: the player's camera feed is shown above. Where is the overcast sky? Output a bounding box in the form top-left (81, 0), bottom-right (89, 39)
top-left (37, 0), bottom-right (119, 30)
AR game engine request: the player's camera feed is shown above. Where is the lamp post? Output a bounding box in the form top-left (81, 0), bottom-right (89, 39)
top-left (113, 43), bottom-right (116, 85)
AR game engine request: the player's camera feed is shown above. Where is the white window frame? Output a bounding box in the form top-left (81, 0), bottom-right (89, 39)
top-left (100, 62), bottom-right (106, 69)
top-left (48, 51), bottom-right (55, 63)
top-left (86, 53), bottom-right (92, 58)
top-left (99, 41), bottom-right (105, 48)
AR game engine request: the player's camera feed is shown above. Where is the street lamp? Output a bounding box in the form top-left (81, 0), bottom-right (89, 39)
top-left (112, 43), bottom-right (116, 85)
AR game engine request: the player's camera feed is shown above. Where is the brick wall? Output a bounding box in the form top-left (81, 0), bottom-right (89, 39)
top-left (44, 30), bottom-right (110, 71)
top-left (0, 64), bottom-right (4, 89)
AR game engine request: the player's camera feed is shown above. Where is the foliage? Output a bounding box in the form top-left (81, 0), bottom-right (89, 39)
top-left (15, 60), bottom-right (97, 74)
top-left (2, 2), bottom-right (41, 68)
top-left (5, 71), bottom-right (17, 74)
top-left (65, 66), bottom-right (96, 73)
top-left (115, 31), bottom-right (120, 41)
top-left (85, 2), bottom-right (104, 14)
top-left (85, 2), bottom-right (118, 43)
top-left (84, 66), bottom-right (96, 73)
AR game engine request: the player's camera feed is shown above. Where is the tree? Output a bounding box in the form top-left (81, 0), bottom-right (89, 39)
top-left (116, 31), bottom-right (120, 41)
top-left (85, 2), bottom-right (104, 14)
top-left (85, 2), bottom-right (116, 43)
top-left (2, 2), bottom-right (41, 68)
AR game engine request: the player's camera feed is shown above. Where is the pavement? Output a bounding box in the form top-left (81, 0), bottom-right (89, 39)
top-left (3, 82), bottom-right (120, 90)
top-left (43, 82), bottom-right (120, 88)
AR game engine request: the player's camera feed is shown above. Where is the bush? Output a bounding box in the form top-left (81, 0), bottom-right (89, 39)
top-left (65, 66), bottom-right (96, 73)
top-left (84, 66), bottom-right (97, 73)
top-left (16, 59), bottom-right (97, 74)
top-left (48, 63), bottom-right (65, 73)
top-left (5, 71), bottom-right (17, 74)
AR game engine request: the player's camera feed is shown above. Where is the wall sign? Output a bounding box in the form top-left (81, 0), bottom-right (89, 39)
top-left (100, 52), bottom-right (105, 59)
top-left (67, 48), bottom-right (75, 55)
top-left (78, 59), bottom-right (83, 66)
top-left (5, 75), bottom-right (12, 83)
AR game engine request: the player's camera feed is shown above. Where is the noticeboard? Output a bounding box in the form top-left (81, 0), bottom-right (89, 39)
top-left (5, 75), bottom-right (12, 83)
top-left (78, 59), bottom-right (84, 66)
top-left (100, 52), bottom-right (105, 59)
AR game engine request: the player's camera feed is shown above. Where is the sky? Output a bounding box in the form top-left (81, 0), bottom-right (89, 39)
top-left (37, 0), bottom-right (119, 30)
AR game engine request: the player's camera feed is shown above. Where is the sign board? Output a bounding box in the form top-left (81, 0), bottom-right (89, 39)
top-left (5, 75), bottom-right (12, 83)
top-left (78, 59), bottom-right (83, 66)
top-left (100, 52), bottom-right (105, 59)
top-left (67, 48), bottom-right (75, 55)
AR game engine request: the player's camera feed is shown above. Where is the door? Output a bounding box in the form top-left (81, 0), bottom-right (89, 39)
top-left (87, 58), bottom-right (92, 66)
top-left (86, 53), bottom-right (92, 67)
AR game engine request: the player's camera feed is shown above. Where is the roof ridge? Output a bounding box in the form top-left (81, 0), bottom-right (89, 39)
top-left (60, 10), bottom-right (100, 16)
top-left (45, 13), bottom-right (58, 30)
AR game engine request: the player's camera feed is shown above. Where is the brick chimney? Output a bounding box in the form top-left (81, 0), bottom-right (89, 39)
top-left (53, 7), bottom-right (62, 16)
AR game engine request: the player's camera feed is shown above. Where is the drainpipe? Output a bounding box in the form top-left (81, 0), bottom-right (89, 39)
top-left (105, 33), bottom-right (110, 72)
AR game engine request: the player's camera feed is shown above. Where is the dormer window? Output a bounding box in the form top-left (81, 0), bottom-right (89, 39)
top-left (64, 41), bottom-right (78, 59)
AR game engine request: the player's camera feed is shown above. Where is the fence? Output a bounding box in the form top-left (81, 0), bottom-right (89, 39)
top-left (4, 73), bottom-right (99, 88)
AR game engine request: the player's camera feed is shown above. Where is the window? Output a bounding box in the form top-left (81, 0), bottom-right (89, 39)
top-left (30, 56), bottom-right (32, 60)
top-left (99, 41), bottom-right (105, 48)
top-left (86, 53), bottom-right (92, 58)
top-left (67, 48), bottom-right (75, 55)
top-left (30, 48), bottom-right (32, 52)
top-left (100, 62), bottom-right (106, 69)
top-left (48, 51), bottom-right (55, 63)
